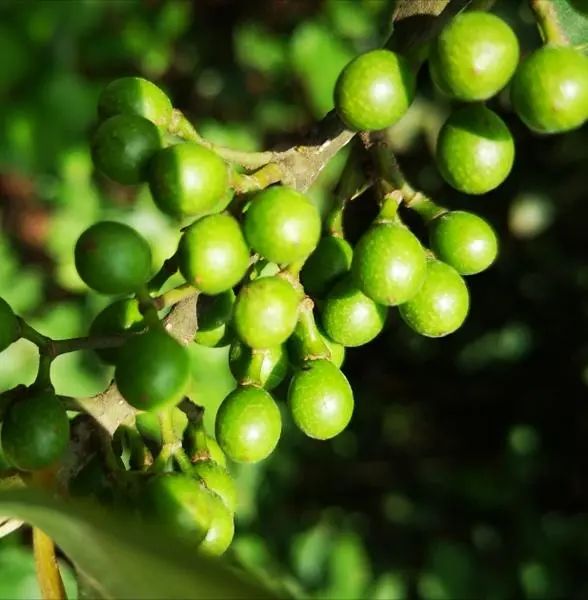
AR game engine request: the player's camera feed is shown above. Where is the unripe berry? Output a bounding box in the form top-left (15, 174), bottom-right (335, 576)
top-left (229, 340), bottom-right (288, 390)
top-left (198, 497), bottom-right (235, 557)
top-left (0, 298), bottom-right (20, 353)
top-left (300, 236), bottom-right (353, 298)
top-left (192, 460), bottom-right (237, 512)
top-left (196, 290), bottom-right (235, 332)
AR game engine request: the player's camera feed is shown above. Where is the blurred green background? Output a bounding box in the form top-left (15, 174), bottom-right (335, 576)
top-left (1, 1), bottom-right (588, 598)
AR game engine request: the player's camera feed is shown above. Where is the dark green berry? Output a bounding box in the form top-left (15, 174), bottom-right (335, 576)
top-left (399, 259), bottom-right (470, 337)
top-left (334, 49), bottom-right (415, 131)
top-left (436, 105), bottom-right (514, 195)
top-left (178, 214), bottom-right (250, 295)
top-left (75, 221), bottom-right (152, 295)
top-left (1, 392), bottom-right (69, 471)
top-left (194, 324), bottom-right (232, 348)
top-left (244, 186), bottom-right (321, 265)
top-left (196, 290), bottom-right (235, 332)
top-left (198, 496), bottom-right (234, 557)
top-left (215, 385), bottom-right (281, 463)
top-left (229, 340), bottom-right (288, 390)
top-left (429, 211), bottom-right (498, 275)
top-left (92, 114), bottom-right (162, 185)
top-left (0, 298), bottom-right (20, 353)
top-left (300, 236), bottom-right (353, 298)
top-left (192, 460), bottom-right (236, 512)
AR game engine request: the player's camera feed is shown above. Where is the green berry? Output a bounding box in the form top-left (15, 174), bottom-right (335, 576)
top-left (511, 45), bottom-right (588, 134)
top-left (321, 276), bottom-right (387, 347)
top-left (199, 496), bottom-right (234, 557)
top-left (399, 260), bottom-right (470, 337)
top-left (352, 223), bottom-right (427, 306)
top-left (429, 11), bottom-right (519, 101)
top-left (0, 298), bottom-right (20, 353)
top-left (178, 214), bottom-right (250, 295)
top-left (244, 186), bottom-right (321, 265)
top-left (288, 359), bottom-right (354, 440)
top-left (436, 105), bottom-right (514, 195)
top-left (115, 329), bottom-right (191, 411)
top-left (194, 324), bottom-right (232, 348)
top-left (429, 211), bottom-right (498, 275)
top-left (233, 276), bottom-right (301, 349)
top-left (1, 392), bottom-right (69, 471)
top-left (300, 236), bottom-right (353, 298)
top-left (192, 460), bottom-right (236, 512)
top-left (229, 340), bottom-right (288, 390)
top-left (75, 221), bottom-right (152, 295)
top-left (334, 49), bottom-right (416, 131)
top-left (149, 143), bottom-right (228, 218)
top-left (288, 324), bottom-right (345, 368)
top-left (98, 77), bottom-right (173, 128)
top-left (89, 298), bottom-right (144, 364)
top-left (215, 385), bottom-right (281, 463)
top-left (196, 290), bottom-right (235, 332)
top-left (92, 114), bottom-right (162, 185)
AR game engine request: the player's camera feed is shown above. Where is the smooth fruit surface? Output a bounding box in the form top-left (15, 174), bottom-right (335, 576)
top-left (429, 211), bottom-right (498, 275)
top-left (149, 143), bottom-right (228, 218)
top-left (215, 385), bottom-right (281, 463)
top-left (511, 45), bottom-right (588, 134)
top-left (198, 497), bottom-right (234, 557)
top-left (192, 460), bottom-right (237, 512)
top-left (321, 276), bottom-right (387, 347)
top-left (75, 221), bottom-right (152, 295)
top-left (436, 105), bottom-right (514, 195)
top-left (288, 359), bottom-right (354, 440)
top-left (288, 325), bottom-right (345, 368)
top-left (334, 49), bottom-right (415, 131)
top-left (229, 340), bottom-right (288, 390)
top-left (301, 236), bottom-right (353, 298)
top-left (196, 290), bottom-right (235, 332)
top-left (244, 186), bottom-right (321, 265)
top-left (429, 11), bottom-right (519, 101)
top-left (1, 392), bottom-right (70, 471)
top-left (0, 298), bottom-right (20, 353)
top-left (399, 260), bottom-right (470, 337)
top-left (194, 324), bottom-right (231, 348)
top-left (233, 276), bottom-right (301, 349)
top-left (98, 77), bottom-right (173, 127)
top-left (115, 329), bottom-right (190, 411)
top-left (352, 223), bottom-right (426, 306)
top-left (178, 214), bottom-right (250, 295)
top-left (92, 114), bottom-right (162, 184)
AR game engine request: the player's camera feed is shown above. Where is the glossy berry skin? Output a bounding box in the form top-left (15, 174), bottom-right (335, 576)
top-left (149, 143), bottom-right (228, 218)
top-left (0, 298), bottom-right (20, 353)
top-left (89, 298), bottom-right (144, 364)
top-left (233, 276), bottom-right (301, 349)
top-left (178, 214), bottom-right (250, 295)
top-left (215, 385), bottom-right (281, 463)
top-left (399, 260), bottom-right (470, 338)
top-left (244, 186), bottom-right (321, 265)
top-left (436, 105), bottom-right (514, 195)
top-left (115, 329), bottom-right (191, 411)
top-left (301, 236), bottom-right (353, 298)
top-left (194, 324), bottom-right (232, 348)
top-left (288, 326), bottom-right (345, 368)
top-left (199, 497), bottom-right (234, 557)
top-left (334, 49), bottom-right (415, 131)
top-left (352, 223), bottom-right (426, 306)
top-left (98, 77), bottom-right (173, 128)
top-left (511, 45), bottom-right (588, 134)
top-left (75, 221), bottom-right (152, 295)
top-left (429, 11), bottom-right (519, 101)
top-left (429, 211), bottom-right (498, 275)
top-left (321, 276), bottom-right (387, 347)
top-left (229, 340), bottom-right (288, 390)
top-left (196, 290), bottom-right (235, 332)
top-left (1, 392), bottom-right (69, 471)
top-left (92, 114), bottom-right (162, 185)
top-left (192, 460), bottom-right (236, 512)
top-left (288, 359), bottom-right (354, 440)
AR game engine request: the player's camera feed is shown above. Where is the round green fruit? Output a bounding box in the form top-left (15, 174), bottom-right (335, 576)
top-left (334, 49), bottom-right (416, 131)
top-left (215, 385), bottom-right (281, 463)
top-left (511, 45), bottom-right (588, 134)
top-left (178, 214), bottom-right (250, 295)
top-left (1, 392), bottom-right (69, 471)
top-left (196, 290), bottom-right (235, 332)
top-left (399, 260), bottom-right (470, 337)
top-left (429, 211), bottom-right (498, 275)
top-left (75, 221), bottom-right (152, 295)
top-left (429, 11), bottom-right (519, 101)
top-left (288, 359), bottom-right (354, 440)
top-left (198, 497), bottom-right (234, 557)
top-left (92, 114), bottom-right (162, 185)
top-left (244, 186), bottom-right (321, 265)
top-left (288, 325), bottom-right (345, 368)
top-left (89, 298), bottom-right (144, 364)
top-left (321, 276), bottom-right (387, 347)
top-left (0, 298), bottom-right (20, 353)
top-left (98, 77), bottom-right (173, 128)
top-left (352, 223), bottom-right (426, 306)
top-left (193, 460), bottom-right (236, 512)
top-left (194, 324), bottom-right (232, 348)
top-left (436, 105), bottom-right (514, 195)
top-left (115, 329), bottom-right (191, 411)
top-left (233, 276), bottom-right (301, 349)
top-left (300, 236), bottom-right (353, 298)
top-left (149, 143), bottom-right (228, 218)
top-left (229, 340), bottom-right (288, 390)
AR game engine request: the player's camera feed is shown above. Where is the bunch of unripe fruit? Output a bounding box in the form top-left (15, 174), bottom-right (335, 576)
top-left (0, 9), bottom-right (586, 555)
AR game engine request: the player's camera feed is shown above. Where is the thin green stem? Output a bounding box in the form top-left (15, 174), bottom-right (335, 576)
top-left (51, 334), bottom-right (128, 357)
top-left (20, 321), bottom-right (51, 348)
top-left (173, 447), bottom-right (192, 473)
top-left (529, 0), bottom-right (569, 46)
top-left (33, 354), bottom-right (54, 392)
top-left (136, 288), bottom-right (164, 331)
top-left (295, 298), bottom-right (331, 361)
top-left (153, 283), bottom-right (199, 311)
top-left (231, 162), bottom-right (283, 193)
top-left (148, 255), bottom-right (178, 293)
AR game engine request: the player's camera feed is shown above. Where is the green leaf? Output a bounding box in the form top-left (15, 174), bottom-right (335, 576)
top-left (546, 0), bottom-right (588, 46)
top-left (0, 489), bottom-right (273, 600)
